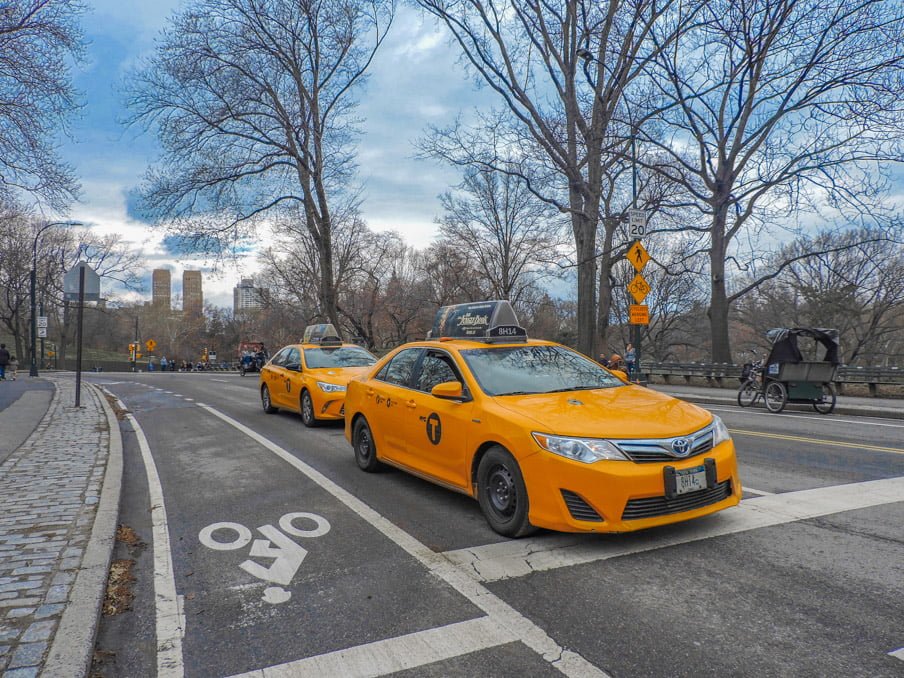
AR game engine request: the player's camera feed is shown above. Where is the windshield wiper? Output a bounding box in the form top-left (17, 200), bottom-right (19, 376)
top-left (494, 390), bottom-right (536, 396)
top-left (543, 386), bottom-right (601, 393)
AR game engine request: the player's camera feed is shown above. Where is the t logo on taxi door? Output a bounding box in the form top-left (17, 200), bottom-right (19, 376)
top-left (426, 412), bottom-right (442, 445)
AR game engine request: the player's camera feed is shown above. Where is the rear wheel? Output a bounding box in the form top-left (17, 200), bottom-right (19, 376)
top-left (477, 447), bottom-right (535, 538)
top-left (737, 380), bottom-right (758, 407)
top-left (813, 383), bottom-right (837, 414)
top-left (300, 390), bottom-right (319, 427)
top-left (352, 418), bottom-right (383, 472)
top-left (764, 381), bottom-right (787, 413)
top-left (261, 385), bottom-right (277, 414)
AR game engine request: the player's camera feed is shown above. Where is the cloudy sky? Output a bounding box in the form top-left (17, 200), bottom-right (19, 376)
top-left (58, 1), bottom-right (489, 307)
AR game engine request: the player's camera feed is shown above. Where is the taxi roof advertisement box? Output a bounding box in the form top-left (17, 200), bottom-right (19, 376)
top-left (430, 300), bottom-right (521, 339)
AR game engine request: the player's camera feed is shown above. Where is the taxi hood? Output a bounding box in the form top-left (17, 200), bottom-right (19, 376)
top-left (307, 365), bottom-right (371, 384)
top-left (493, 385), bottom-right (713, 439)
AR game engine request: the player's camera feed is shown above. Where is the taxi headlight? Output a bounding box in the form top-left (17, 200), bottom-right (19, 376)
top-left (712, 415), bottom-right (731, 446)
top-left (317, 381), bottom-right (346, 393)
top-left (532, 433), bottom-right (628, 463)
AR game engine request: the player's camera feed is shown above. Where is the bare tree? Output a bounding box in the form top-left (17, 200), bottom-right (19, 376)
top-left (127, 0), bottom-right (395, 329)
top-left (646, 0), bottom-right (904, 361)
top-left (437, 166), bottom-right (564, 308)
top-left (417, 0), bottom-right (698, 357)
top-left (0, 0), bottom-right (83, 210)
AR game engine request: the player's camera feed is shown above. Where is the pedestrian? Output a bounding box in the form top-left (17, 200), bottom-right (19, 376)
top-left (160, 355), bottom-right (168, 371)
top-left (8, 355), bottom-right (18, 380)
top-left (0, 343), bottom-right (9, 381)
top-left (597, 353), bottom-right (609, 368)
top-left (170, 359), bottom-right (176, 372)
top-left (625, 343), bottom-right (636, 377)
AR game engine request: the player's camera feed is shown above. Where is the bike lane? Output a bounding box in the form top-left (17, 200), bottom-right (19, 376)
top-left (101, 381), bottom-right (587, 677)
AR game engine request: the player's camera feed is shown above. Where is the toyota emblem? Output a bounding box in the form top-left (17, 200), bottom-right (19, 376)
top-left (671, 437), bottom-right (691, 457)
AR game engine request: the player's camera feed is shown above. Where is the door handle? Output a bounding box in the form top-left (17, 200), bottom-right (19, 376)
top-left (366, 388), bottom-right (375, 398)
top-left (406, 399), bottom-right (417, 409)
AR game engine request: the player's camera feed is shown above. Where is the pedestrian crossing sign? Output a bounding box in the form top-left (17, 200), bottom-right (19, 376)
top-left (626, 241), bottom-right (650, 272)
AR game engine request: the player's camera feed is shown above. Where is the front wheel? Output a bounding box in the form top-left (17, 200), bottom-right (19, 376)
top-left (764, 381), bottom-right (787, 413)
top-left (300, 390), bottom-right (319, 427)
top-left (240, 365), bottom-right (247, 377)
top-left (477, 447), bottom-right (535, 538)
top-left (813, 383), bottom-right (837, 414)
top-left (261, 385), bottom-right (277, 414)
top-left (737, 380), bottom-right (758, 407)
top-left (352, 418), bottom-right (383, 472)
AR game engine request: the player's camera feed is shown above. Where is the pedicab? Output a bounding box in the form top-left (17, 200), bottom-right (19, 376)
top-left (736, 327), bottom-right (840, 414)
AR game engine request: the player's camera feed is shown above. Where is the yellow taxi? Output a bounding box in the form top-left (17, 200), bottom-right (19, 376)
top-left (344, 301), bottom-right (741, 537)
top-left (260, 324), bottom-right (377, 427)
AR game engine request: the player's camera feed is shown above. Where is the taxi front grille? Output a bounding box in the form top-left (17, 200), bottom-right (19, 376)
top-left (561, 490), bottom-right (603, 522)
top-left (621, 480), bottom-right (731, 520)
top-left (614, 426), bottom-right (714, 463)
top-left (340, 404), bottom-right (345, 416)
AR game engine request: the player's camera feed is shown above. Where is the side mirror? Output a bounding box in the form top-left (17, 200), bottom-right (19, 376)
top-left (610, 369), bottom-right (629, 383)
top-left (286, 362), bottom-right (301, 372)
top-left (431, 381), bottom-right (467, 401)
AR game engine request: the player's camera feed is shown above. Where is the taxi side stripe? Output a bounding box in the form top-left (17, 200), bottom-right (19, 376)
top-left (729, 428), bottom-right (904, 454)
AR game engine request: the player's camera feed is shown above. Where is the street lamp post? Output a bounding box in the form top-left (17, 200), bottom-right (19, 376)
top-left (30, 221), bottom-right (81, 377)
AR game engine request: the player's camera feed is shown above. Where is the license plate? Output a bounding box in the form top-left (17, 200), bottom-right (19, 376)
top-left (675, 466), bottom-right (707, 495)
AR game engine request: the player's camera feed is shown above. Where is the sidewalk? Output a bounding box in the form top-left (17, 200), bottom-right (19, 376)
top-left (650, 383), bottom-right (904, 419)
top-left (0, 376), bottom-right (122, 677)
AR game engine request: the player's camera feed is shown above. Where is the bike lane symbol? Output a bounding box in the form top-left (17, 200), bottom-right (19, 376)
top-left (198, 512), bottom-right (331, 605)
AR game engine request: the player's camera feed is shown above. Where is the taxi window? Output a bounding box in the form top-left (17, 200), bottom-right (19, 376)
top-left (286, 347), bottom-right (301, 367)
top-left (270, 347), bottom-right (292, 367)
top-left (461, 345), bottom-right (624, 396)
top-left (415, 352), bottom-right (463, 393)
top-left (303, 346), bottom-right (376, 369)
top-left (378, 348), bottom-right (422, 387)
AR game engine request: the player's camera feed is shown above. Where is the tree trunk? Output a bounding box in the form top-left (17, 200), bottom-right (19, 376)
top-left (575, 216), bottom-right (598, 358)
top-left (708, 209), bottom-right (732, 363)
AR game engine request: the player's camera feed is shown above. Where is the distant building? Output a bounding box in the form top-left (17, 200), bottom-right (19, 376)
top-left (152, 269), bottom-right (171, 309)
top-left (233, 278), bottom-right (269, 315)
top-left (183, 270), bottom-right (203, 315)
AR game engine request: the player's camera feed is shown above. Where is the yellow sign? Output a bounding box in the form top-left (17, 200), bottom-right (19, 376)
top-left (629, 304), bottom-right (650, 325)
top-left (626, 241), bottom-right (650, 272)
top-left (146, 339), bottom-right (157, 352)
top-left (628, 273), bottom-right (650, 304)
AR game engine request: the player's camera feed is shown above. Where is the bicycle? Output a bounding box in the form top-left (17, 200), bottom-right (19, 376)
top-left (736, 351), bottom-right (765, 408)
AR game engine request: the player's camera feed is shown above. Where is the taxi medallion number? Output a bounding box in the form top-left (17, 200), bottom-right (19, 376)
top-left (675, 466), bottom-right (706, 495)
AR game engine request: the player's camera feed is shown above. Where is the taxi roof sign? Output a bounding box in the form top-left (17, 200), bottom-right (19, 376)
top-left (429, 300), bottom-right (527, 343)
top-left (302, 323), bottom-right (342, 344)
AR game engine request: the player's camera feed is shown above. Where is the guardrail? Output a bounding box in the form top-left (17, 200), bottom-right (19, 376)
top-left (642, 362), bottom-right (903, 396)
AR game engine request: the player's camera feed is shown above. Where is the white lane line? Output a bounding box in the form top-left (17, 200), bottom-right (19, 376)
top-left (212, 379), bottom-right (231, 383)
top-left (889, 646), bottom-right (904, 661)
top-left (704, 405), bottom-right (904, 428)
top-left (183, 398), bottom-right (194, 402)
top-left (229, 616), bottom-right (516, 678)
top-left (441, 476), bottom-right (904, 583)
top-left (199, 404), bottom-right (607, 678)
top-left (124, 404), bottom-right (185, 676)
top-left (744, 487), bottom-right (775, 496)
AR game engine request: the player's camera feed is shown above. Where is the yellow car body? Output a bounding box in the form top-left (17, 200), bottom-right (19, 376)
top-left (344, 337), bottom-right (741, 536)
top-left (260, 341), bottom-right (377, 426)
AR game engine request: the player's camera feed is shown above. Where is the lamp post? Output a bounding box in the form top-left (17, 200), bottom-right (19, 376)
top-left (30, 221), bottom-right (81, 377)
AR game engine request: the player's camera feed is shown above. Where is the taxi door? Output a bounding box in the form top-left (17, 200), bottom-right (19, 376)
top-left (365, 348), bottom-right (423, 461)
top-left (280, 347), bottom-right (303, 412)
top-left (261, 347), bottom-right (289, 407)
top-left (401, 350), bottom-right (475, 491)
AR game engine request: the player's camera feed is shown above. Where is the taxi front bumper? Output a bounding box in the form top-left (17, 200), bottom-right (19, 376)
top-left (520, 440), bottom-right (741, 533)
top-left (312, 392), bottom-right (346, 420)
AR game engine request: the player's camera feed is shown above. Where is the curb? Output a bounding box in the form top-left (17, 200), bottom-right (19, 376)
top-left (659, 390), bottom-right (904, 420)
top-left (42, 383), bottom-right (123, 677)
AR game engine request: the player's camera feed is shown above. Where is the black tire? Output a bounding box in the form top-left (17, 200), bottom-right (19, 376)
top-left (240, 366), bottom-right (246, 377)
top-left (477, 447), bottom-right (535, 538)
top-left (813, 382), bottom-right (837, 414)
top-left (261, 385), bottom-right (277, 414)
top-left (300, 390), bottom-right (319, 427)
top-left (737, 380), bottom-right (758, 407)
top-left (764, 381), bottom-right (787, 413)
top-left (352, 418), bottom-right (383, 472)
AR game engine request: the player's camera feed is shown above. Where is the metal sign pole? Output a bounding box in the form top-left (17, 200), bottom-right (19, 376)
top-left (75, 266), bottom-right (85, 407)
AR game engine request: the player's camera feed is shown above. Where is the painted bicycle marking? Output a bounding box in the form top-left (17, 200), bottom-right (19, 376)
top-left (198, 512), bottom-right (331, 604)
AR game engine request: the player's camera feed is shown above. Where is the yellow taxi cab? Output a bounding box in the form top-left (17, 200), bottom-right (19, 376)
top-left (344, 301), bottom-right (741, 537)
top-left (260, 324), bottom-right (377, 427)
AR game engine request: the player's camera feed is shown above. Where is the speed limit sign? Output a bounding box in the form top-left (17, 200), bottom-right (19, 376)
top-left (628, 209), bottom-right (647, 239)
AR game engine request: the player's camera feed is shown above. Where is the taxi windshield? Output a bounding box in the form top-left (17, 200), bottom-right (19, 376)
top-left (303, 346), bottom-right (376, 369)
top-left (461, 344), bottom-right (625, 396)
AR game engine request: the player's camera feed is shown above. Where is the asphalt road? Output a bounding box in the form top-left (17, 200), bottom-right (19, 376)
top-left (88, 372), bottom-right (904, 677)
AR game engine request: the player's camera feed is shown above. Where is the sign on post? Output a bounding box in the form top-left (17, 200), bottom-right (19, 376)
top-left (37, 316), bottom-right (48, 329)
top-left (63, 263), bottom-right (101, 301)
top-left (629, 304), bottom-right (650, 325)
top-left (628, 273), bottom-right (651, 304)
top-left (628, 209), bottom-right (647, 239)
top-left (626, 242), bottom-right (650, 272)
top-left (37, 327), bottom-right (47, 338)
top-left (146, 339), bottom-right (157, 353)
